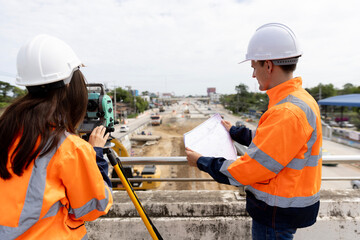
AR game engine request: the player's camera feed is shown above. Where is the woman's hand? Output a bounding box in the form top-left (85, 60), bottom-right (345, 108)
top-left (221, 120), bottom-right (232, 132)
top-left (88, 126), bottom-right (110, 148)
top-left (185, 147), bottom-right (202, 167)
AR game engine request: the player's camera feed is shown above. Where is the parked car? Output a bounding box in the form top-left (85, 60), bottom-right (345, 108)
top-left (351, 180), bottom-right (360, 189)
top-left (329, 121), bottom-right (339, 127)
top-left (119, 125), bottom-right (129, 132)
top-left (341, 121), bottom-right (355, 128)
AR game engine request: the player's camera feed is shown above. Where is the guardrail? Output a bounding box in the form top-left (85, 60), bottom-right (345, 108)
top-left (126, 118), bottom-right (151, 136)
top-left (111, 155), bottom-right (360, 182)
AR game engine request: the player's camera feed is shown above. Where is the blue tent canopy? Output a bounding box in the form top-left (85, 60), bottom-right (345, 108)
top-left (318, 94), bottom-right (360, 107)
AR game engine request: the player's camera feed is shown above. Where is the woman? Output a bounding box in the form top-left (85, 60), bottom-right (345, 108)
top-left (0, 35), bottom-right (113, 239)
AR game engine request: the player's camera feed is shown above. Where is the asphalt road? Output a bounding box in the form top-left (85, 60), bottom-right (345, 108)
top-left (112, 112), bottom-right (152, 139)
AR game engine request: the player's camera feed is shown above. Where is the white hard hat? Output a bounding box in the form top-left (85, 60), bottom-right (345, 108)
top-left (240, 23), bottom-right (302, 65)
top-left (16, 34), bottom-right (83, 86)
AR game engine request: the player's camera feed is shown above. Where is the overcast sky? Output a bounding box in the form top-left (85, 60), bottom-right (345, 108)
top-left (1, 0), bottom-right (359, 96)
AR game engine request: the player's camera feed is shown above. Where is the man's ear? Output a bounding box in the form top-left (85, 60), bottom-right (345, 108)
top-left (265, 60), bottom-right (273, 73)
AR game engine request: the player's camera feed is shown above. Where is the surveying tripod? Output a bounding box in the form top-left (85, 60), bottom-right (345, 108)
top-left (103, 146), bottom-right (163, 240)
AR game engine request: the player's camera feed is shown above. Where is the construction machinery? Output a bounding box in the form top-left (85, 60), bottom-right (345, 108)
top-left (110, 164), bottom-right (161, 190)
top-left (150, 114), bottom-right (162, 126)
top-left (110, 138), bottom-right (161, 190)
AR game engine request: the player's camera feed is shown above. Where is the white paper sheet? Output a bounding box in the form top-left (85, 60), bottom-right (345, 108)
top-left (184, 113), bottom-right (237, 160)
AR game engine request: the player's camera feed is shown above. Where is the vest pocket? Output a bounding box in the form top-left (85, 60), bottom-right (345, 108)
top-left (255, 179), bottom-right (270, 185)
top-left (66, 218), bottom-right (85, 230)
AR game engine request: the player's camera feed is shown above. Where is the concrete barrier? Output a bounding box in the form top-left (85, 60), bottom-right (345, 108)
top-left (86, 190), bottom-right (360, 240)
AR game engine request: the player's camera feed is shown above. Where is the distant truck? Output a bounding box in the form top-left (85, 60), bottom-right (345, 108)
top-left (159, 106), bottom-right (165, 112)
top-left (183, 105), bottom-right (190, 114)
top-left (150, 114), bottom-right (162, 126)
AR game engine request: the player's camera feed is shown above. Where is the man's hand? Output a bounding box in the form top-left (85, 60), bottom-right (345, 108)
top-left (221, 120), bottom-right (232, 132)
top-left (88, 126), bottom-right (110, 148)
top-left (185, 147), bottom-right (202, 167)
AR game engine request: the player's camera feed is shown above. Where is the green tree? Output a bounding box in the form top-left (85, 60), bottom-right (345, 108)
top-left (235, 83), bottom-right (250, 97)
top-left (0, 81), bottom-right (12, 101)
top-left (135, 96), bottom-right (149, 113)
top-left (220, 94), bottom-right (237, 113)
top-left (251, 92), bottom-right (269, 112)
top-left (12, 86), bottom-right (27, 98)
top-left (235, 83), bottom-right (251, 113)
top-left (339, 83), bottom-right (360, 95)
top-left (111, 87), bottom-right (132, 103)
top-left (0, 81), bottom-right (26, 104)
top-left (305, 83), bottom-right (337, 101)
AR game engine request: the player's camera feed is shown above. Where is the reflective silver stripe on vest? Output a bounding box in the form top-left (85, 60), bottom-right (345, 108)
top-left (247, 143), bottom-right (284, 174)
top-left (287, 148), bottom-right (322, 170)
top-left (276, 95), bottom-right (321, 170)
top-left (0, 135), bottom-right (67, 239)
top-left (219, 159), bottom-right (243, 186)
top-left (68, 187), bottom-right (110, 218)
top-left (82, 233), bottom-right (88, 240)
top-left (105, 181), bottom-right (113, 194)
top-left (42, 201), bottom-right (64, 219)
top-left (246, 185), bottom-right (320, 208)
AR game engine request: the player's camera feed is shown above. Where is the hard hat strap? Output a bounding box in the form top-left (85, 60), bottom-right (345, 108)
top-left (26, 80), bottom-right (65, 95)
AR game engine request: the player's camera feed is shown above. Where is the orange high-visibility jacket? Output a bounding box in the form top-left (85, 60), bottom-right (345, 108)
top-left (225, 77), bottom-right (322, 208)
top-left (0, 133), bottom-right (113, 239)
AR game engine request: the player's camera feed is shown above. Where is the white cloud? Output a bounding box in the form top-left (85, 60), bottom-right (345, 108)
top-left (1, 0), bottom-right (360, 95)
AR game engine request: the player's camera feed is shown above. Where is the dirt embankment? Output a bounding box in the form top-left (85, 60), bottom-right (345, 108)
top-left (132, 117), bottom-right (238, 191)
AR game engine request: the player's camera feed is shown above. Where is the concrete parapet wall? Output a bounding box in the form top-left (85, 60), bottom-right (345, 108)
top-left (87, 217), bottom-right (252, 240)
top-left (86, 190), bottom-right (360, 240)
top-left (295, 217), bottom-right (360, 240)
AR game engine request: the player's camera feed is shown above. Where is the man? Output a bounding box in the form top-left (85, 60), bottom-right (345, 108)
top-left (186, 23), bottom-right (322, 240)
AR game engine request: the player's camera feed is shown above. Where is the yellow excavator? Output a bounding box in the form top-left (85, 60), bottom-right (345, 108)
top-left (110, 138), bottom-right (161, 190)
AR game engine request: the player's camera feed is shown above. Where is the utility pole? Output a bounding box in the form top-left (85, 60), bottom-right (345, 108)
top-left (114, 86), bottom-right (117, 120)
top-left (125, 86), bottom-right (136, 114)
top-left (237, 92), bottom-right (240, 114)
top-left (236, 86), bottom-right (241, 114)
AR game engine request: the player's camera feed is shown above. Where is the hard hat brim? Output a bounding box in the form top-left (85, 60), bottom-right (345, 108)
top-left (238, 59), bottom-right (250, 64)
top-left (237, 56), bottom-right (301, 65)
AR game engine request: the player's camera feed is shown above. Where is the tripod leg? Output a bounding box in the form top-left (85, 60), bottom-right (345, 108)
top-left (105, 149), bottom-right (162, 240)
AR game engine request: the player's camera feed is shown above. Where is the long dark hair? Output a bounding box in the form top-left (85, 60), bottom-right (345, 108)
top-left (0, 70), bottom-right (88, 180)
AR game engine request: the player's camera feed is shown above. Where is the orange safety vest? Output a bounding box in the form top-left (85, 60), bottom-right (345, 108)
top-left (226, 77), bottom-right (322, 208)
top-left (0, 133), bottom-right (113, 239)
